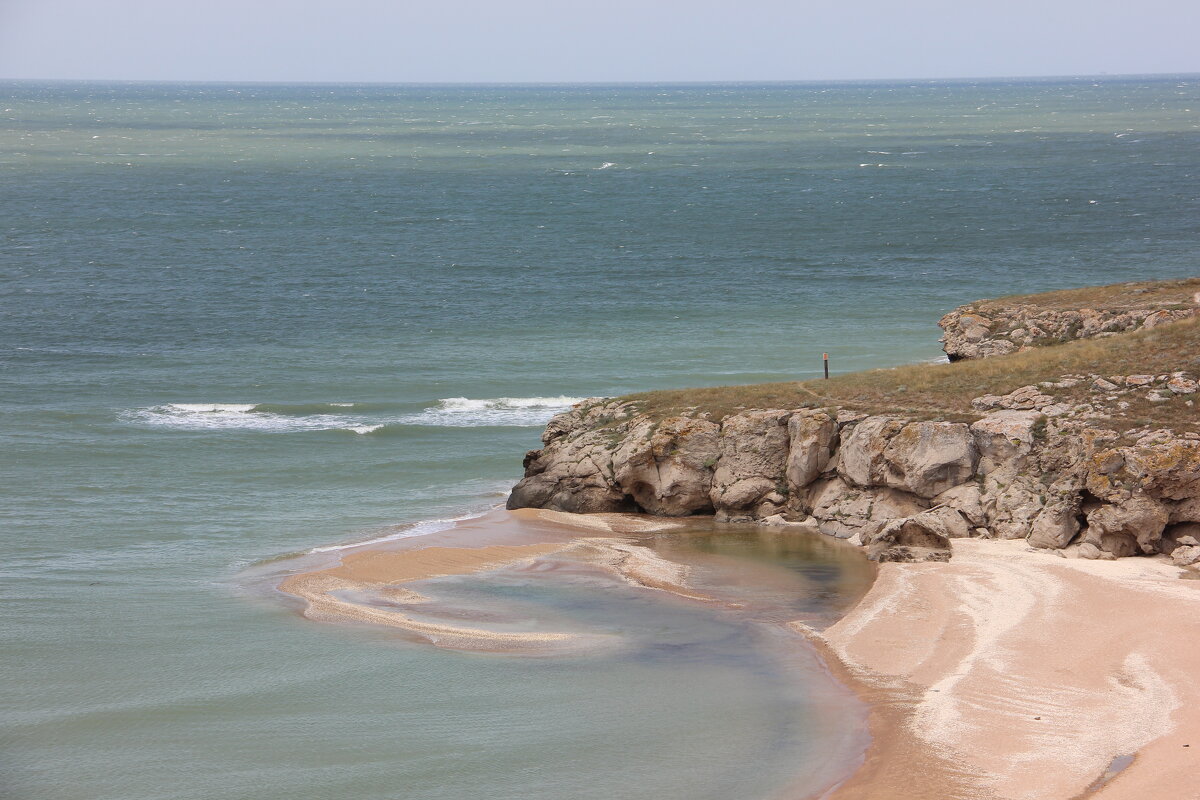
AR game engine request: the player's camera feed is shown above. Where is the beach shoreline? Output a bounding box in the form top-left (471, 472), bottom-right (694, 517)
top-left (270, 507), bottom-right (874, 797)
top-left (812, 538), bottom-right (1200, 800)
top-left (271, 509), bottom-right (1200, 799)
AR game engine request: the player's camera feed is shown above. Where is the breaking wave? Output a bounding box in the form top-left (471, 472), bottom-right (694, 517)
top-left (399, 396), bottom-right (589, 427)
top-left (120, 396), bottom-right (591, 433)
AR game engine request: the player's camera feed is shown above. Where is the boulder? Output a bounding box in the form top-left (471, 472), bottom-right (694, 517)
top-left (933, 483), bottom-right (985, 526)
top-left (612, 416), bottom-right (720, 516)
top-left (1028, 494), bottom-right (1082, 549)
top-left (759, 514), bottom-right (823, 534)
top-left (1084, 495), bottom-right (1170, 555)
top-left (971, 411), bottom-right (1043, 471)
top-left (785, 410), bottom-right (837, 491)
top-left (1087, 438), bottom-right (1200, 502)
top-left (805, 477), bottom-right (927, 540)
top-left (839, 416), bottom-right (977, 498)
top-left (865, 513), bottom-right (955, 563)
top-left (1172, 545), bottom-right (1200, 567)
top-left (907, 506), bottom-right (972, 539)
top-left (709, 410), bottom-right (792, 514)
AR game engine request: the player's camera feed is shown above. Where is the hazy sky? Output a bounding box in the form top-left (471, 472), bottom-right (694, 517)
top-left (1, 0), bottom-right (1197, 83)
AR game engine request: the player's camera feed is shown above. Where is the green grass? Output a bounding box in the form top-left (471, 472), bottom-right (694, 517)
top-left (623, 317), bottom-right (1200, 430)
top-left (961, 277), bottom-right (1200, 313)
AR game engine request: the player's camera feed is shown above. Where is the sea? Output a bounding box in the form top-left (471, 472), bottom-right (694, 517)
top-left (3, 76), bottom-right (1198, 800)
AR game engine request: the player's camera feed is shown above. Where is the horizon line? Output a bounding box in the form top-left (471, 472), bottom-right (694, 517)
top-left (2, 71), bottom-right (1198, 88)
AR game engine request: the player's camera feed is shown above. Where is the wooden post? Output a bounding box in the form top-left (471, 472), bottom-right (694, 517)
top-left (823, 353), bottom-right (829, 379)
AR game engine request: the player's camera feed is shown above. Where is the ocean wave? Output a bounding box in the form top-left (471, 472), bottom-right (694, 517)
top-left (121, 396), bottom-right (590, 433)
top-left (307, 510), bottom-right (492, 553)
top-left (399, 396), bottom-right (589, 427)
top-left (121, 403), bottom-right (377, 433)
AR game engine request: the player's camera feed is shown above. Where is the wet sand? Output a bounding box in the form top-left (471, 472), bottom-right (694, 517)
top-left (273, 510), bottom-right (1200, 799)
top-left (271, 507), bottom-right (873, 797)
top-left (276, 508), bottom-right (701, 652)
top-left (815, 538), bottom-right (1200, 800)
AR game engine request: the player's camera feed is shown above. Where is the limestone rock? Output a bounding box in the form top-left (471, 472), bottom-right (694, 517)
top-left (971, 411), bottom-right (1043, 470)
top-left (804, 477), bottom-right (927, 540)
top-left (839, 416), bottom-right (977, 498)
top-left (1089, 439), bottom-right (1200, 501)
top-left (938, 292), bottom-right (1197, 361)
top-left (907, 506), bottom-right (972, 539)
top-left (1028, 492), bottom-right (1082, 550)
top-left (1172, 545), bottom-right (1200, 567)
top-left (709, 410), bottom-right (792, 513)
top-left (611, 415), bottom-right (720, 516)
top-left (933, 483), bottom-right (985, 526)
top-left (759, 514), bottom-right (822, 534)
top-left (1168, 376), bottom-right (1198, 394)
top-left (785, 410), bottom-right (837, 491)
top-left (865, 513), bottom-right (955, 563)
top-left (1084, 495), bottom-right (1169, 555)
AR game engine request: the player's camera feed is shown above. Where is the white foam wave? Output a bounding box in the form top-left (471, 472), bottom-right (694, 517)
top-left (122, 395), bottom-right (590, 433)
top-left (122, 403), bottom-right (369, 433)
top-left (402, 396), bottom-right (589, 427)
top-left (308, 510), bottom-right (491, 553)
top-left (168, 403), bottom-right (257, 413)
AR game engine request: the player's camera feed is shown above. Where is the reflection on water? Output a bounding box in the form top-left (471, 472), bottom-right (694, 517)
top-left (307, 519), bottom-right (878, 799)
top-left (393, 523), bottom-right (871, 799)
top-left (644, 521), bottom-right (878, 627)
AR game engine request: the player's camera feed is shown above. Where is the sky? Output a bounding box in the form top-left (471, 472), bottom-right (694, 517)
top-left (0, 0), bottom-right (1197, 83)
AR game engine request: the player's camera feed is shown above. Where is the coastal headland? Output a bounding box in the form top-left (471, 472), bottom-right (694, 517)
top-left (280, 278), bottom-right (1200, 799)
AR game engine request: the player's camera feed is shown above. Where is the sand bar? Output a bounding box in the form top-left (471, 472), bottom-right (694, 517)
top-left (275, 508), bottom-right (700, 653)
top-left (270, 507), bottom-right (1200, 798)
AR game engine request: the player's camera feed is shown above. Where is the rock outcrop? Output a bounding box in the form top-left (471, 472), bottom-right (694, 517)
top-left (508, 395), bottom-right (1200, 565)
top-left (938, 283), bottom-right (1199, 361)
top-left (511, 279), bottom-right (1200, 565)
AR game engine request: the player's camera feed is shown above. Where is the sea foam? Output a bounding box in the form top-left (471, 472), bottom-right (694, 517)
top-left (307, 510), bottom-right (491, 553)
top-left (122, 403), bottom-right (375, 433)
top-left (399, 396), bottom-right (588, 427)
top-left (121, 396), bottom-right (589, 433)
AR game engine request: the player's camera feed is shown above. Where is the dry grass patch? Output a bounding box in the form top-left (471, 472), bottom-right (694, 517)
top-left (965, 277), bottom-right (1200, 313)
top-left (625, 318), bottom-right (1200, 429)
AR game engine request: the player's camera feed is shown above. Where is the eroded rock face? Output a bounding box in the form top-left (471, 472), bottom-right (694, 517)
top-left (839, 417), bottom-right (977, 498)
top-left (710, 410), bottom-right (792, 516)
top-left (611, 416), bottom-right (720, 516)
top-left (1083, 495), bottom-right (1169, 555)
top-left (803, 477), bottom-right (927, 540)
top-left (508, 393), bottom-right (1200, 562)
top-left (939, 299), bottom-right (1197, 361)
top-left (786, 410), bottom-right (837, 491)
top-left (865, 510), bottom-right (958, 563)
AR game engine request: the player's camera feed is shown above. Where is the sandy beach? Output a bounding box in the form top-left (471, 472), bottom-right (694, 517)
top-left (276, 511), bottom-right (1200, 799)
top-left (818, 538), bottom-right (1200, 800)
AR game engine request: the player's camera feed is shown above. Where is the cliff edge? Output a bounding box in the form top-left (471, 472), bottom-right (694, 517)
top-left (509, 279), bottom-right (1200, 566)
top-left (938, 277), bottom-right (1200, 361)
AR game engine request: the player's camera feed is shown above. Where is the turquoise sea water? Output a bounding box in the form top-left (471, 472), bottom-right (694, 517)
top-left (3, 77), bottom-right (1199, 799)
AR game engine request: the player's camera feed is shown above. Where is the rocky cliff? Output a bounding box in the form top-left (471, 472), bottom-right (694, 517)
top-left (938, 278), bottom-right (1200, 361)
top-left (509, 397), bottom-right (1200, 565)
top-left (509, 279), bottom-right (1200, 566)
